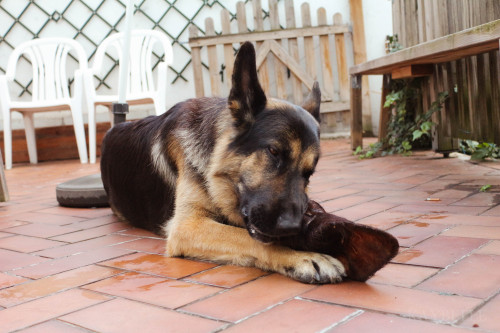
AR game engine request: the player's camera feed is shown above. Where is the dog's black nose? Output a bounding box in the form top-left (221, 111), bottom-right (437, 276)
top-left (276, 212), bottom-right (301, 235)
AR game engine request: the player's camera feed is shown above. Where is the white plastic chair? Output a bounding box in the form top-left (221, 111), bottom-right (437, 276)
top-left (85, 29), bottom-right (174, 163)
top-left (0, 38), bottom-right (89, 170)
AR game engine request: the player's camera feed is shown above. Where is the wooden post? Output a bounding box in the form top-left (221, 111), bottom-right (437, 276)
top-left (350, 74), bottom-right (363, 150)
top-left (349, 0), bottom-right (372, 134)
top-left (253, 0), bottom-right (270, 94)
top-left (378, 74), bottom-right (391, 144)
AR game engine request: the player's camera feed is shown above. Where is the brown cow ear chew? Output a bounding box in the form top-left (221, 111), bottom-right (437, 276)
top-left (281, 200), bottom-right (399, 282)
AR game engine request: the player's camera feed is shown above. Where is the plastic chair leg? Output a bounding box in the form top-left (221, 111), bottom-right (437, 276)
top-left (88, 104), bottom-right (96, 164)
top-left (22, 112), bottom-right (38, 165)
top-left (3, 115), bottom-right (12, 170)
top-left (70, 103), bottom-right (89, 164)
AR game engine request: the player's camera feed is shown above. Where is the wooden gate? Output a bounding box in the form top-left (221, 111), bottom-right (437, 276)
top-left (188, 0), bottom-right (354, 137)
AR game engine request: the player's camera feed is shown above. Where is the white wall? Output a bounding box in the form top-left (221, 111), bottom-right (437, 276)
top-left (0, 0), bottom-right (393, 135)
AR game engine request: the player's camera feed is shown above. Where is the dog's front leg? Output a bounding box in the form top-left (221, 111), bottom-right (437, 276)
top-left (165, 213), bottom-right (345, 284)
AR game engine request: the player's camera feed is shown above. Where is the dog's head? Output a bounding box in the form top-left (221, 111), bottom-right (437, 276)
top-left (228, 42), bottom-right (321, 243)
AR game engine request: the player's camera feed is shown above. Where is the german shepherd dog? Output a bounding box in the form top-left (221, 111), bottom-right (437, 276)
top-left (101, 42), bottom-right (345, 283)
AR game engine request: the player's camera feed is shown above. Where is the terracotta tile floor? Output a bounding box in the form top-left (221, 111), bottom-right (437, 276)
top-left (1, 138), bottom-right (499, 332)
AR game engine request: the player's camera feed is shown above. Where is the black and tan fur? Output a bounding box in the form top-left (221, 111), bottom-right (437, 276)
top-left (101, 42), bottom-right (345, 283)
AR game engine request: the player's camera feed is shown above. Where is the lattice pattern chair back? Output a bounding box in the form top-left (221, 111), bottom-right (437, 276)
top-left (0, 37), bottom-right (89, 169)
top-left (86, 29), bottom-right (174, 163)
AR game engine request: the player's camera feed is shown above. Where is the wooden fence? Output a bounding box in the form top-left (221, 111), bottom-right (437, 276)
top-left (188, 0), bottom-right (354, 137)
top-left (392, 0), bottom-right (500, 146)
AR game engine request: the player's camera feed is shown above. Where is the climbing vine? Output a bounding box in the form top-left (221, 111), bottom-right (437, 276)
top-left (354, 79), bottom-right (448, 159)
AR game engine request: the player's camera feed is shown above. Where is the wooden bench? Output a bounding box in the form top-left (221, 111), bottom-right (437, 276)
top-left (350, 19), bottom-right (500, 150)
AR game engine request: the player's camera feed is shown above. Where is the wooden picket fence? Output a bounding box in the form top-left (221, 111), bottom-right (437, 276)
top-left (188, 0), bottom-right (354, 136)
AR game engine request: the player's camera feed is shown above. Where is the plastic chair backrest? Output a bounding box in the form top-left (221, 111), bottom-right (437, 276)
top-left (91, 30), bottom-right (173, 95)
top-left (6, 38), bottom-right (88, 102)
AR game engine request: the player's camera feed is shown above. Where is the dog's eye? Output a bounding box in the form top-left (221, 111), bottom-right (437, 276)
top-left (268, 146), bottom-right (279, 157)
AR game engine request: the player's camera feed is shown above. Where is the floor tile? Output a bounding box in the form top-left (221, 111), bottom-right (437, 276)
top-left (117, 228), bottom-right (162, 238)
top-left (0, 235), bottom-right (65, 253)
top-left (474, 240), bottom-right (500, 255)
top-left (13, 247), bottom-right (133, 279)
top-left (390, 204), bottom-right (489, 216)
top-left (356, 211), bottom-right (419, 230)
top-left (182, 274), bottom-right (315, 322)
top-left (223, 299), bottom-right (357, 333)
top-left (11, 212), bottom-right (86, 225)
top-left (334, 202), bottom-right (399, 221)
top-left (100, 253), bottom-right (217, 279)
top-left (441, 225), bottom-right (500, 240)
top-left (36, 206), bottom-right (113, 219)
top-left (0, 273), bottom-right (28, 289)
top-left (112, 237), bottom-right (166, 254)
top-left (0, 249), bottom-right (47, 271)
top-left (451, 192), bottom-right (498, 207)
top-left (33, 234), bottom-right (136, 258)
top-left (0, 289), bottom-right (109, 333)
top-left (369, 263), bottom-right (439, 288)
top-left (332, 311), bottom-right (475, 333)
top-left (3, 223), bottom-right (81, 238)
top-left (186, 265), bottom-right (268, 288)
top-left (320, 195), bottom-right (380, 212)
top-left (301, 281), bottom-right (482, 323)
top-left (461, 293), bottom-right (500, 331)
top-left (60, 298), bottom-right (223, 333)
top-left (50, 222), bottom-right (130, 243)
top-left (309, 187), bottom-right (362, 202)
top-left (0, 265), bottom-right (120, 307)
top-left (482, 204), bottom-right (500, 216)
top-left (388, 222), bottom-right (450, 247)
top-left (414, 213), bottom-right (500, 226)
top-left (0, 221), bottom-right (28, 230)
top-left (393, 236), bottom-right (488, 268)
top-left (84, 271), bottom-right (221, 308)
top-left (417, 254), bottom-right (500, 298)
top-left (16, 320), bottom-right (90, 333)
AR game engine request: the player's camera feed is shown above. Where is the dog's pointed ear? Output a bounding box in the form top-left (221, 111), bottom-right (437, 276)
top-left (301, 82), bottom-right (321, 122)
top-left (228, 42), bottom-right (267, 130)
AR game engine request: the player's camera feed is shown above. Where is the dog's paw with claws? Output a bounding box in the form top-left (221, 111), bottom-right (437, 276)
top-left (280, 252), bottom-right (346, 284)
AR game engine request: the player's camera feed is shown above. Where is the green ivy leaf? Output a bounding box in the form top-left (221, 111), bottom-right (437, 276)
top-left (412, 130), bottom-right (423, 141)
top-left (480, 185), bottom-right (492, 192)
top-left (420, 121), bottom-right (432, 132)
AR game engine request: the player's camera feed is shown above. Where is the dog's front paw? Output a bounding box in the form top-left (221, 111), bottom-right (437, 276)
top-left (280, 252), bottom-right (346, 284)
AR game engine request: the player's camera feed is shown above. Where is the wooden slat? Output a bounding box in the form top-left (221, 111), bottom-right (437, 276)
top-left (350, 19), bottom-right (500, 75)
top-left (416, 0), bottom-right (426, 43)
top-left (285, 0), bottom-right (303, 104)
top-left (317, 8), bottom-right (334, 102)
top-left (221, 9), bottom-right (234, 90)
top-left (189, 25), bottom-right (204, 97)
top-left (253, 0), bottom-right (270, 94)
top-left (205, 18), bottom-right (222, 96)
top-left (489, 50), bottom-right (500, 143)
top-left (301, 3), bottom-right (316, 79)
top-left (236, 2), bottom-right (247, 33)
top-left (350, 74), bottom-right (362, 149)
top-left (378, 74), bottom-right (391, 144)
top-left (188, 24), bottom-right (350, 47)
top-left (334, 13), bottom-right (349, 101)
top-left (391, 64), bottom-right (434, 79)
top-left (269, 0), bottom-right (287, 100)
